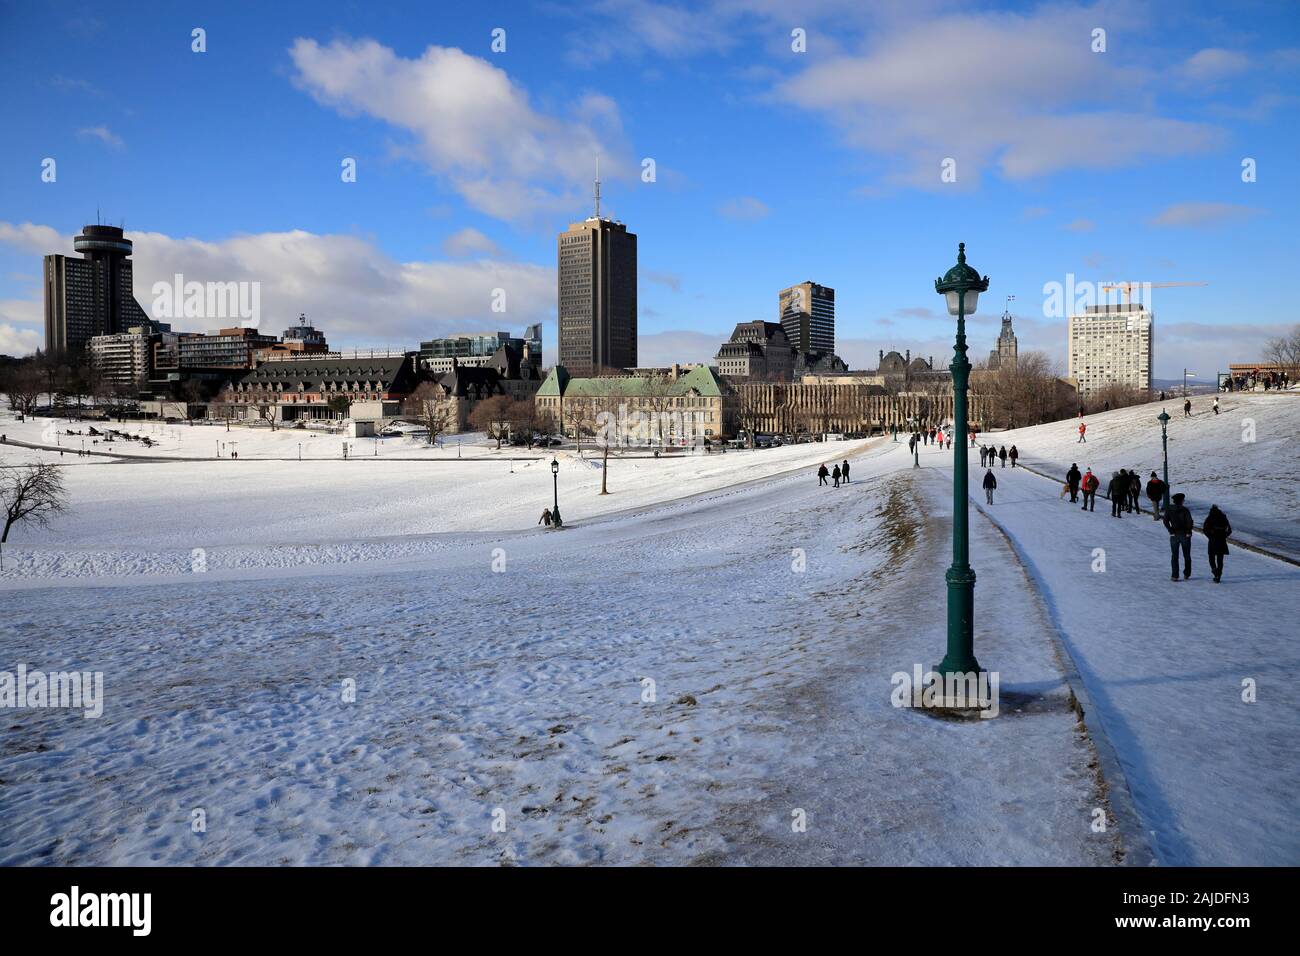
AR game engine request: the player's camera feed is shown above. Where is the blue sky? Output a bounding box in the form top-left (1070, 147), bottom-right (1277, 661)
top-left (1, 0), bottom-right (1297, 377)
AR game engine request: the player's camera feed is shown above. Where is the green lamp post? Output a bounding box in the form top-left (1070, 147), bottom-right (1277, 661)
top-left (551, 457), bottom-right (564, 528)
top-left (1157, 409), bottom-right (1171, 512)
top-left (935, 243), bottom-right (989, 677)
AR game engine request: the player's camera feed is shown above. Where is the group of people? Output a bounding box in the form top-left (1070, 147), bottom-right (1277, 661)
top-left (1223, 369), bottom-right (1289, 392)
top-left (978, 444), bottom-right (1017, 468)
top-left (908, 427), bottom-right (953, 453)
top-left (816, 460), bottom-right (852, 488)
top-left (1060, 462), bottom-right (1234, 582)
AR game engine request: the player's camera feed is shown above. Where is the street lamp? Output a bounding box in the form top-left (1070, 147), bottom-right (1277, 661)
top-left (550, 457), bottom-right (563, 528)
top-left (934, 242), bottom-right (989, 678)
top-left (1158, 409), bottom-right (1171, 512)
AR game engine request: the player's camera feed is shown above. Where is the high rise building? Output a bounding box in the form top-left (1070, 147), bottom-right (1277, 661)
top-left (779, 282), bottom-right (835, 355)
top-left (44, 224), bottom-right (152, 354)
top-left (557, 169), bottom-right (637, 376)
top-left (1067, 304), bottom-right (1154, 397)
top-left (988, 309), bottom-right (1018, 370)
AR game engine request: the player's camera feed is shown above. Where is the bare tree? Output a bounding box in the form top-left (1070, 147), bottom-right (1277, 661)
top-left (468, 393), bottom-right (515, 448)
top-left (1264, 325), bottom-right (1300, 381)
top-left (402, 382), bottom-right (451, 445)
top-left (1, 463), bottom-right (68, 570)
top-left (5, 365), bottom-right (42, 418)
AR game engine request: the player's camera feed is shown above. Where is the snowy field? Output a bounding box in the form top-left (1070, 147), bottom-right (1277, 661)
top-left (1, 399), bottom-right (1297, 865)
top-left (0, 405), bottom-right (877, 575)
top-left (976, 392), bottom-right (1300, 561)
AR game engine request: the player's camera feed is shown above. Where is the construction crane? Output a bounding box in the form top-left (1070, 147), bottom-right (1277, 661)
top-left (1100, 281), bottom-right (1207, 304)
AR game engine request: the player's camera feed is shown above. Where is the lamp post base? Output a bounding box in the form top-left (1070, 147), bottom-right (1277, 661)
top-left (938, 565), bottom-right (981, 676)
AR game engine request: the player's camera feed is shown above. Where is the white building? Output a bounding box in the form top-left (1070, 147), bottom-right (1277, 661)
top-left (1067, 304), bottom-right (1153, 397)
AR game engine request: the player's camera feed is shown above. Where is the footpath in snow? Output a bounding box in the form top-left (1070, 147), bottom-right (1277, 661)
top-left (964, 457), bottom-right (1300, 865)
top-left (978, 392), bottom-right (1300, 561)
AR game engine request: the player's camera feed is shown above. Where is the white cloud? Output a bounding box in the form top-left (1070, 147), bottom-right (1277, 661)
top-left (1064, 218), bottom-right (1096, 232)
top-left (776, 5), bottom-right (1221, 185)
top-left (718, 196), bottom-right (769, 221)
top-left (288, 38), bottom-right (631, 224)
top-left (1148, 202), bottom-right (1261, 229)
top-left (77, 125), bottom-right (124, 149)
top-left (442, 227), bottom-right (502, 258)
top-left (1178, 48), bottom-right (1251, 83)
top-left (0, 222), bottom-right (554, 351)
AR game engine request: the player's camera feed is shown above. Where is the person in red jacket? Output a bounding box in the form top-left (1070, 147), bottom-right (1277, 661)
top-left (1081, 469), bottom-right (1099, 511)
top-left (1145, 471), bottom-right (1166, 520)
top-left (1077, 421), bottom-right (1087, 443)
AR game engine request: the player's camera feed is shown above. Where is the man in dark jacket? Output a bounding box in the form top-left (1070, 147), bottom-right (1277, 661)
top-left (841, 460), bottom-right (850, 483)
top-left (1008, 445), bottom-right (1019, 468)
top-left (1203, 505), bottom-right (1232, 582)
top-left (1129, 471), bottom-right (1143, 514)
top-left (998, 445), bottom-right (1008, 467)
top-left (1066, 463), bottom-right (1082, 502)
top-left (1146, 472), bottom-right (1166, 521)
top-left (982, 468), bottom-right (997, 504)
top-left (1108, 471), bottom-right (1127, 517)
top-left (980, 445), bottom-right (988, 467)
top-left (818, 464), bottom-right (829, 486)
top-left (1163, 492), bottom-right (1194, 580)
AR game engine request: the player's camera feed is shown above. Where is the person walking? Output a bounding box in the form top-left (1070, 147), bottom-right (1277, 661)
top-left (998, 445), bottom-right (1008, 468)
top-left (1146, 471), bottom-right (1166, 520)
top-left (982, 468), bottom-right (997, 505)
top-left (1066, 463), bottom-right (1082, 503)
top-left (1128, 470), bottom-right (1143, 514)
top-left (1213, 396), bottom-right (1220, 415)
top-left (1108, 471), bottom-right (1127, 518)
top-left (1203, 504), bottom-right (1232, 583)
top-left (539, 508), bottom-right (553, 527)
top-left (979, 445), bottom-right (987, 467)
top-left (1077, 421), bottom-right (1087, 443)
top-left (817, 463), bottom-right (829, 486)
top-left (841, 460), bottom-right (850, 484)
top-left (1081, 469), bottom-right (1099, 511)
top-left (1184, 398), bottom-right (1192, 418)
top-left (1163, 492), bottom-right (1194, 580)
top-left (832, 464), bottom-right (841, 488)
top-left (1008, 445), bottom-right (1019, 468)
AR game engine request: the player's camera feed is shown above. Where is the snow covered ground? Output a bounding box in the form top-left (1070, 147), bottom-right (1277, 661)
top-left (0, 436), bottom-right (1119, 865)
top-left (0, 406), bottom-right (879, 574)
top-left (2, 398), bottom-right (1295, 866)
top-left (976, 392), bottom-right (1300, 561)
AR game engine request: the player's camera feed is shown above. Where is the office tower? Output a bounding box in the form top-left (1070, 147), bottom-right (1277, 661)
top-left (1067, 304), bottom-right (1154, 396)
top-left (779, 281), bottom-right (835, 355)
top-left (44, 224), bottom-right (152, 354)
top-left (557, 169), bottom-right (637, 376)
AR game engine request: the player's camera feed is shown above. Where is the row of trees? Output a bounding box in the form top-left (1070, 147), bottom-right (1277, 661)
top-left (400, 384), bottom-right (556, 449)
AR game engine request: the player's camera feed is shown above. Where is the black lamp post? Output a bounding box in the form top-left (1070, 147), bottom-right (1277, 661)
top-left (1158, 409), bottom-right (1171, 512)
top-left (934, 242), bottom-right (990, 677)
top-left (551, 457), bottom-right (563, 528)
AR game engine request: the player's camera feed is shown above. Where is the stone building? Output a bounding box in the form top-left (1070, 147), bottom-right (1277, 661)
top-left (734, 381), bottom-right (989, 436)
top-left (536, 364), bottom-right (733, 444)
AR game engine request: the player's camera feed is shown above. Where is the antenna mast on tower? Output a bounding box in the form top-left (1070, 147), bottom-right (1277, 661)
top-left (594, 156), bottom-right (601, 219)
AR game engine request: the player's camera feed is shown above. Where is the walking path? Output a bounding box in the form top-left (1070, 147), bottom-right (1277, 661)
top-left (964, 458), bottom-right (1300, 865)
